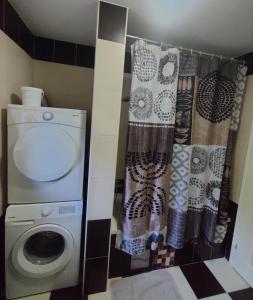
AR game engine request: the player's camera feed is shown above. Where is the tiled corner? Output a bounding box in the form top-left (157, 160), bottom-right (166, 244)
top-left (205, 258), bottom-right (249, 293)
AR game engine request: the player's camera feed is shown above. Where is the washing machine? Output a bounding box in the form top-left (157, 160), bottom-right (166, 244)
top-left (7, 104), bottom-right (86, 204)
top-left (5, 201), bottom-right (83, 299)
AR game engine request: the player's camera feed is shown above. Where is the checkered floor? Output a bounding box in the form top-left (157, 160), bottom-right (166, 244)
top-left (89, 258), bottom-right (253, 300)
top-left (3, 258), bottom-right (253, 300)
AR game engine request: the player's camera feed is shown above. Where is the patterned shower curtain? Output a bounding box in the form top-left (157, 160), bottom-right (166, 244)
top-left (167, 51), bottom-right (247, 248)
top-left (120, 40), bottom-right (179, 255)
top-left (119, 41), bottom-right (247, 255)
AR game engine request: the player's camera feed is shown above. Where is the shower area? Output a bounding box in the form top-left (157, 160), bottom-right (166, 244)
top-left (110, 35), bottom-right (248, 276)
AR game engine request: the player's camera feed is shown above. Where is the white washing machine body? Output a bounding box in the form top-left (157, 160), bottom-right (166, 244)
top-left (5, 201), bottom-right (83, 299)
top-left (7, 104), bottom-right (86, 204)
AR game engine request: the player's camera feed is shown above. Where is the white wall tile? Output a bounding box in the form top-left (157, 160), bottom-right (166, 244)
top-left (94, 39), bottom-right (125, 91)
top-left (87, 177), bottom-right (115, 220)
top-left (205, 258), bottom-right (249, 293)
top-left (89, 134), bottom-right (118, 179)
top-left (91, 89), bottom-right (122, 136)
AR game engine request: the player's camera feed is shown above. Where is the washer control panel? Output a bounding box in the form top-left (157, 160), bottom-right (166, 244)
top-left (41, 206), bottom-right (52, 217)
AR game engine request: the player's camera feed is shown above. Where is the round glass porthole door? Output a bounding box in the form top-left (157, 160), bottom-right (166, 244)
top-left (11, 224), bottom-right (74, 278)
top-left (13, 126), bottom-right (77, 182)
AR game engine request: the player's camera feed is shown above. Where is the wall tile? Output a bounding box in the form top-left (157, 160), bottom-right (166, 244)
top-left (91, 89), bottom-right (122, 136)
top-left (98, 1), bottom-right (127, 44)
top-left (0, 0), bottom-right (5, 31)
top-left (85, 257), bottom-right (108, 294)
top-left (55, 40), bottom-right (76, 65)
top-left (34, 37), bottom-right (54, 62)
top-left (87, 177), bottom-right (115, 220)
top-left (124, 52), bottom-right (131, 73)
top-left (86, 219), bottom-right (111, 259)
top-left (88, 135), bottom-right (118, 179)
top-left (76, 44), bottom-right (95, 68)
top-left (94, 39), bottom-right (125, 90)
top-left (50, 286), bottom-right (81, 300)
top-left (109, 247), bottom-right (131, 278)
top-left (19, 20), bottom-right (33, 56)
top-left (5, 1), bottom-right (19, 43)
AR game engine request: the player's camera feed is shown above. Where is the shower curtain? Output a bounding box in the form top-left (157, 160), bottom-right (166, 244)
top-left (119, 41), bottom-right (247, 255)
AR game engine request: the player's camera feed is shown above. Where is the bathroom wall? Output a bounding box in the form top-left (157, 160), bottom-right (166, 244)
top-left (231, 75), bottom-right (253, 204)
top-left (0, 30), bottom-right (33, 216)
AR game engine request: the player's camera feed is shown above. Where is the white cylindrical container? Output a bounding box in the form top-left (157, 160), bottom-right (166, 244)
top-left (21, 87), bottom-right (44, 107)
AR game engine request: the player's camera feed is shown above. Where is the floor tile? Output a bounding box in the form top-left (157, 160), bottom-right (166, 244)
top-left (229, 288), bottom-right (253, 300)
top-left (166, 266), bottom-right (197, 300)
top-left (180, 262), bottom-right (225, 299)
top-left (205, 258), bottom-right (249, 293)
top-left (203, 294), bottom-right (232, 299)
top-left (18, 293), bottom-right (51, 300)
top-left (88, 278), bottom-right (120, 300)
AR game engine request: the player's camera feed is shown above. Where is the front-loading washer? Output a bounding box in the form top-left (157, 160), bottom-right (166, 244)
top-left (7, 104), bottom-right (86, 204)
top-left (5, 201), bottom-right (83, 299)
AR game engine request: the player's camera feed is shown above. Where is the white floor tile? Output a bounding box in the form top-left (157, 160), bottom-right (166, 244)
top-left (205, 258), bottom-right (249, 292)
top-left (165, 266), bottom-right (198, 300)
top-left (16, 293), bottom-right (51, 300)
top-left (202, 293), bottom-right (232, 299)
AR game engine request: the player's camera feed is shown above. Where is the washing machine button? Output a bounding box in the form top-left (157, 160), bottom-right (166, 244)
top-left (41, 207), bottom-right (52, 217)
top-left (43, 112), bottom-right (53, 121)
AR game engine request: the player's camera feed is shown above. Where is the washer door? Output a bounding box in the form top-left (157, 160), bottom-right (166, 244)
top-left (11, 224), bottom-right (74, 278)
top-left (13, 126), bottom-right (77, 182)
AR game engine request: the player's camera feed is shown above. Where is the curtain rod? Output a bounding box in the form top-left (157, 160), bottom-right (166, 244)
top-left (126, 34), bottom-right (246, 65)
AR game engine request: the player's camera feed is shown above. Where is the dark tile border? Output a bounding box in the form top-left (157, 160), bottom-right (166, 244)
top-left (1, 0), bottom-right (131, 72)
top-left (85, 257), bottom-right (108, 295)
top-left (86, 219), bottom-right (111, 259)
top-left (50, 286), bottom-right (84, 300)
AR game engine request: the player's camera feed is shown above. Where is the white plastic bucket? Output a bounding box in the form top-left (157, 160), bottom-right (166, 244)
top-left (21, 87), bottom-right (44, 107)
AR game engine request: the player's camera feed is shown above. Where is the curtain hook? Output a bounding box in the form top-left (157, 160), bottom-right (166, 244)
top-left (243, 60), bottom-right (246, 66)
top-left (179, 45), bottom-right (183, 52)
top-left (230, 57), bottom-right (234, 63)
top-left (220, 54), bottom-right (223, 60)
top-left (190, 48), bottom-right (193, 55)
top-left (199, 50), bottom-right (202, 56)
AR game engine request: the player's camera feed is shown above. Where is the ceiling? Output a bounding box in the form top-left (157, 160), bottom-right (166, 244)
top-left (9, 0), bottom-right (253, 57)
